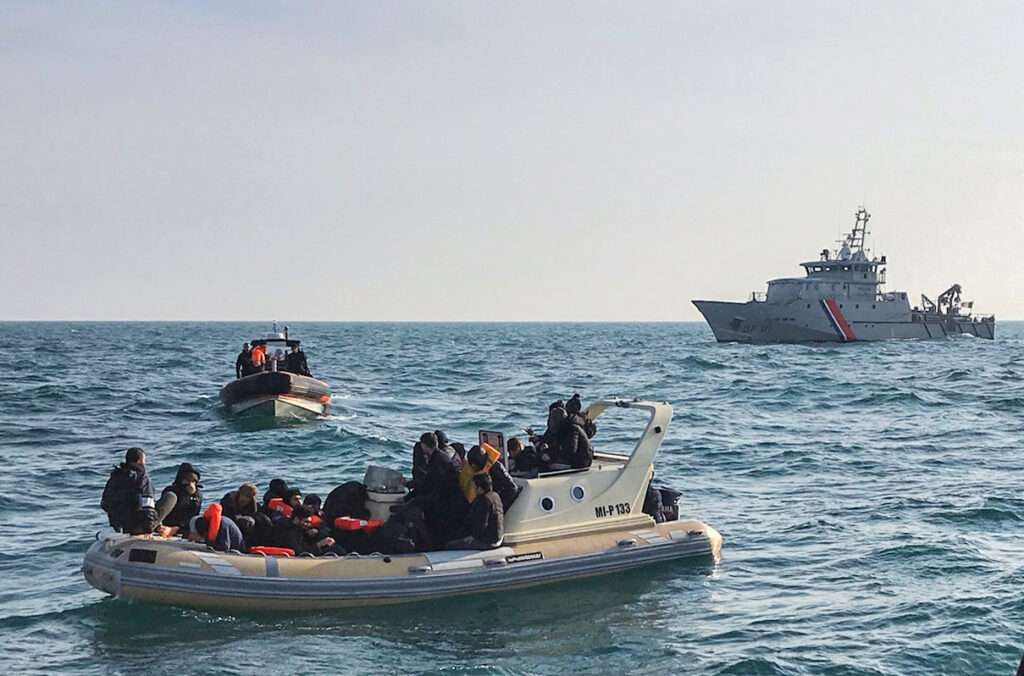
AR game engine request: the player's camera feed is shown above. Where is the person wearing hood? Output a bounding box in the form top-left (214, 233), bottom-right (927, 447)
top-left (435, 430), bottom-right (464, 470)
top-left (188, 504), bottom-right (245, 552)
top-left (101, 447), bottom-right (165, 534)
top-left (262, 478), bottom-right (289, 514)
top-left (159, 462), bottom-right (203, 536)
top-left (560, 395), bottom-right (594, 469)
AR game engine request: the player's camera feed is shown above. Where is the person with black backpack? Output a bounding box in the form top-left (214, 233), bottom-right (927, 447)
top-left (100, 447), bottom-right (167, 535)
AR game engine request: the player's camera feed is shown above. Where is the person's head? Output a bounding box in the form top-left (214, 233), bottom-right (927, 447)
top-left (285, 488), bottom-right (303, 509)
top-left (125, 447), bottom-right (145, 465)
top-left (434, 430), bottom-right (450, 447)
top-left (549, 399), bottom-right (565, 412)
top-left (303, 494), bottom-right (322, 511)
top-left (507, 437), bottom-right (523, 458)
top-left (174, 463), bottom-right (201, 495)
top-left (242, 342), bottom-right (250, 352)
top-left (467, 445), bottom-right (486, 471)
top-left (291, 504), bottom-right (312, 525)
top-left (237, 482), bottom-right (257, 507)
top-left (267, 478), bottom-right (289, 499)
top-left (290, 344), bottom-right (299, 353)
top-left (187, 516), bottom-right (206, 542)
top-left (566, 394), bottom-right (582, 415)
top-left (473, 472), bottom-right (493, 494)
top-left (419, 432), bottom-right (438, 452)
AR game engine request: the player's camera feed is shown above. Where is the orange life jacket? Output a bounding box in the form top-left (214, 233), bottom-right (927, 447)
top-left (203, 502), bottom-right (222, 542)
top-left (267, 497), bottom-right (293, 518)
top-left (458, 442), bottom-right (502, 502)
top-left (251, 345), bottom-right (266, 366)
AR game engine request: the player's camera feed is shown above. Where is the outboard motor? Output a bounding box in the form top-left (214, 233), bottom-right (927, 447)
top-left (659, 487), bottom-right (682, 522)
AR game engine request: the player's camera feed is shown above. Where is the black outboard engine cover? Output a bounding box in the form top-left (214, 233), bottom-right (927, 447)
top-left (659, 487), bottom-right (682, 522)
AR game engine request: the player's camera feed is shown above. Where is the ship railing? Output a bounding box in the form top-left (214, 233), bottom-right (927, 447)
top-left (750, 291), bottom-right (766, 302)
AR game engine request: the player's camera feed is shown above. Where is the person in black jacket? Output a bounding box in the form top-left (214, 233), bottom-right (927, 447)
top-left (261, 478), bottom-right (289, 514)
top-left (101, 447), bottom-right (161, 535)
top-left (235, 343), bottom-right (256, 378)
top-left (272, 505), bottom-right (337, 555)
top-left (408, 433), bottom-right (467, 544)
top-left (159, 462), bottom-right (203, 536)
top-left (446, 473), bottom-right (503, 550)
top-left (283, 344), bottom-right (311, 376)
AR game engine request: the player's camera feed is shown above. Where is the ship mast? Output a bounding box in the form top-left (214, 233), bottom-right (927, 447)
top-left (847, 206), bottom-right (870, 253)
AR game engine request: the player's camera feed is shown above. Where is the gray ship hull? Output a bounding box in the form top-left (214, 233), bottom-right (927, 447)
top-left (693, 300), bottom-right (995, 343)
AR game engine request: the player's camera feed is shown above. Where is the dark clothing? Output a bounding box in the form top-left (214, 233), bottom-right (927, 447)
top-left (323, 481), bottom-right (370, 521)
top-left (220, 490), bottom-right (257, 521)
top-left (561, 415), bottom-right (594, 469)
top-left (101, 462), bottom-right (158, 535)
top-left (160, 483), bottom-right (202, 532)
top-left (262, 481), bottom-right (289, 515)
top-left (642, 483), bottom-right (666, 524)
top-left (411, 449), bottom-right (467, 543)
top-left (466, 491), bottom-right (503, 547)
top-left (235, 350), bottom-right (255, 378)
top-left (283, 350), bottom-right (311, 376)
top-left (209, 516), bottom-right (246, 552)
top-left (510, 446), bottom-right (540, 475)
top-left (272, 518), bottom-right (332, 555)
top-left (411, 442), bottom-right (429, 489)
top-left (487, 462), bottom-right (519, 512)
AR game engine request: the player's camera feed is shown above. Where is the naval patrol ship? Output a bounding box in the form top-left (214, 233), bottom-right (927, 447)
top-left (693, 208), bottom-right (994, 343)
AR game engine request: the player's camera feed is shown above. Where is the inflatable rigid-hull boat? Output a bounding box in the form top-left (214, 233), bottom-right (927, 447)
top-left (84, 399), bottom-right (722, 611)
top-left (219, 370), bottom-right (331, 419)
top-left (83, 520), bottom-right (720, 611)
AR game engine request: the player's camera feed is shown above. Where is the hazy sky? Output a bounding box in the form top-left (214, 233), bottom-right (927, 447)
top-left (2, 2), bottom-right (1022, 320)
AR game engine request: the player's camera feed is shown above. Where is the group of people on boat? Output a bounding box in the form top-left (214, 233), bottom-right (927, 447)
top-left (100, 444), bottom-right (514, 556)
top-left (515, 393), bottom-right (596, 473)
top-left (234, 342), bottom-right (311, 378)
top-left (99, 393), bottom-right (602, 556)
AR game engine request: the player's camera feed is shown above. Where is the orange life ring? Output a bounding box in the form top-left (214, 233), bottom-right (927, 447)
top-left (307, 514), bottom-right (324, 527)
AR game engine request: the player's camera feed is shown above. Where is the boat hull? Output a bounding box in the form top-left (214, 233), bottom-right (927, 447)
top-left (82, 520), bottom-right (721, 611)
top-left (693, 300), bottom-right (995, 343)
top-left (219, 372), bottom-right (330, 419)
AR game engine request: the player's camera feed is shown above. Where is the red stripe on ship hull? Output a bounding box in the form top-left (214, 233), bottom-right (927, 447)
top-left (823, 298), bottom-right (857, 341)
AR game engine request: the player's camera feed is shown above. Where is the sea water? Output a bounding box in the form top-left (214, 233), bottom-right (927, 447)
top-left (0, 322), bottom-right (1021, 675)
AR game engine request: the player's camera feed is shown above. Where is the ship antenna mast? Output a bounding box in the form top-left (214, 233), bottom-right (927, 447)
top-left (849, 206), bottom-right (870, 252)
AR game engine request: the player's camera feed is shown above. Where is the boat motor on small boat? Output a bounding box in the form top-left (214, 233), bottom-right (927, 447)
top-left (83, 399), bottom-right (722, 611)
top-left (219, 327), bottom-right (330, 419)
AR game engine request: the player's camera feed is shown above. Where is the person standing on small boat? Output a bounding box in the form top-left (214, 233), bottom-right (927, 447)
top-left (235, 343), bottom-right (256, 378)
top-left (101, 447), bottom-right (160, 534)
top-left (283, 343), bottom-right (311, 376)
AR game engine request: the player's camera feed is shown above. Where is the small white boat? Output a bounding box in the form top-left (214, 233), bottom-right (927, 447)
top-left (83, 399), bottom-right (722, 611)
